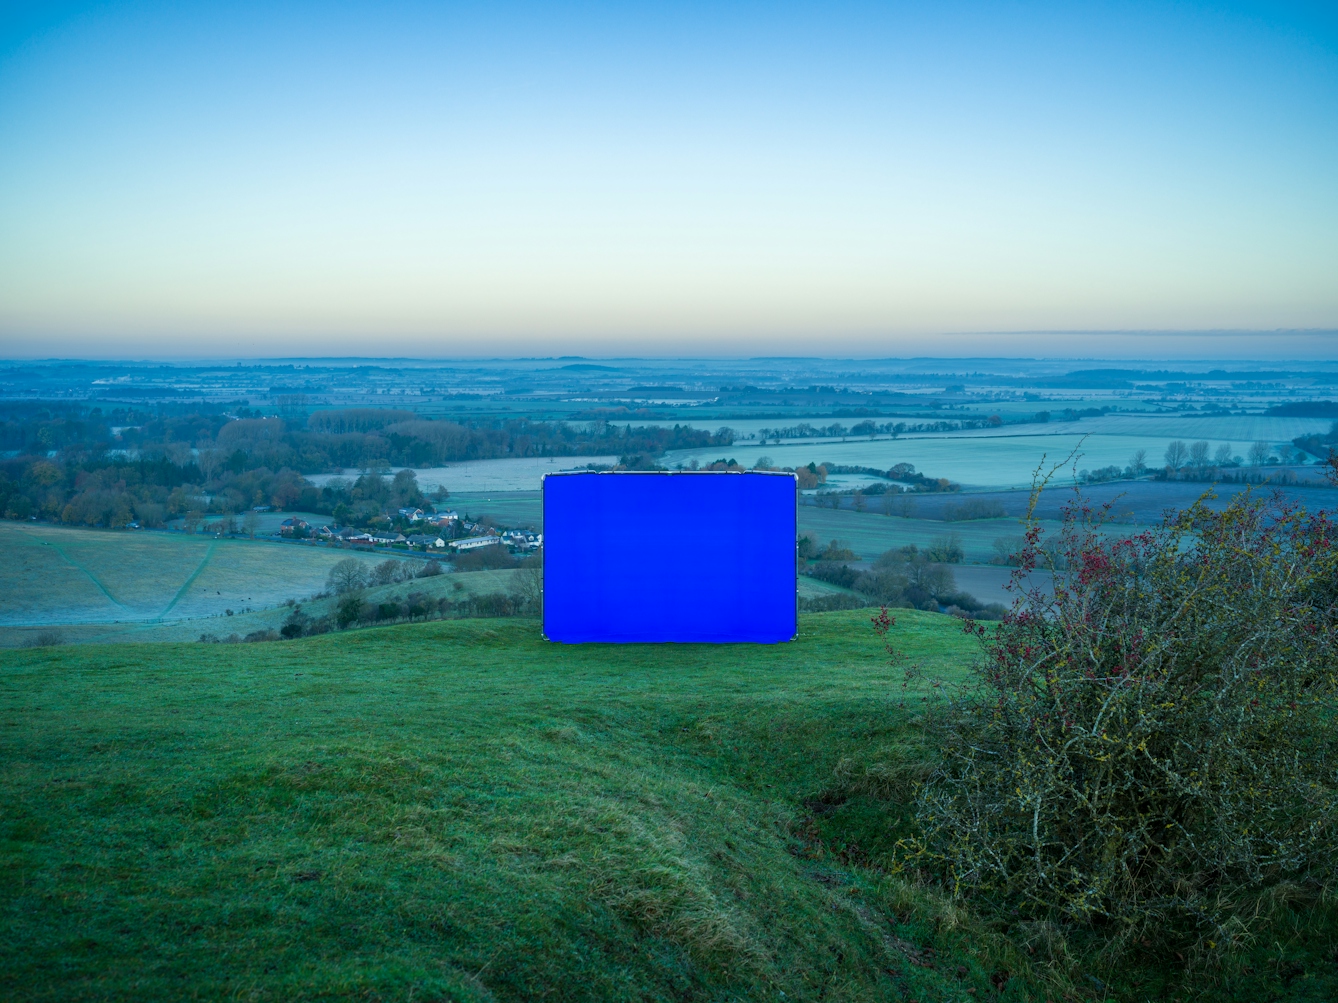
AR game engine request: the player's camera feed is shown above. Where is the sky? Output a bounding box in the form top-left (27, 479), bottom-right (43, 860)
top-left (0, 1), bottom-right (1336, 359)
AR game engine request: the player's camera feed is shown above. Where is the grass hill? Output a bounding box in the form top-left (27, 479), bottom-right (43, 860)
top-left (2, 611), bottom-right (1333, 1001)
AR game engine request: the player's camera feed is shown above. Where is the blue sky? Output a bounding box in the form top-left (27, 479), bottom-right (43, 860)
top-left (0, 1), bottom-right (1335, 358)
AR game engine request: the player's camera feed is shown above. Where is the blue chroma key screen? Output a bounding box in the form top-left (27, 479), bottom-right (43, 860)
top-left (542, 471), bottom-right (797, 643)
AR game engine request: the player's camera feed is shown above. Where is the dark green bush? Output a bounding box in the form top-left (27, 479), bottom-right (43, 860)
top-left (280, 605), bottom-right (309, 639)
top-left (903, 491), bottom-right (1338, 959)
top-left (807, 561), bottom-right (860, 589)
top-left (922, 533), bottom-right (964, 563)
top-left (335, 592), bottom-right (364, 628)
top-left (817, 539), bottom-right (856, 561)
top-left (470, 592), bottom-right (517, 617)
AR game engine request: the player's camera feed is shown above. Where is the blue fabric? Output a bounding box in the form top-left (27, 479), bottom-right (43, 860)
top-left (542, 471), bottom-right (797, 643)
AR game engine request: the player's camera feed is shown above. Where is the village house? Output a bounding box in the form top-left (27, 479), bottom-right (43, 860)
top-left (406, 533), bottom-right (446, 549)
top-left (501, 529), bottom-right (542, 551)
top-left (449, 536), bottom-right (502, 552)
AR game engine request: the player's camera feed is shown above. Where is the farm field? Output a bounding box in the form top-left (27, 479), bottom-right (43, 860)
top-left (667, 412), bottom-right (1337, 488)
top-left (0, 540), bottom-right (850, 649)
top-left (297, 413), bottom-right (1333, 496)
top-left (2, 612), bottom-right (1329, 1002)
top-left (306, 455), bottom-right (619, 494)
top-left (0, 523), bottom-right (396, 628)
top-left (163, 509), bottom-right (334, 534)
top-left (381, 486), bottom-right (1043, 566)
top-left (353, 414), bottom-right (1324, 507)
top-left (0, 566), bottom-right (525, 648)
top-left (452, 490), bottom-right (542, 527)
top-left (796, 505), bottom-right (1049, 565)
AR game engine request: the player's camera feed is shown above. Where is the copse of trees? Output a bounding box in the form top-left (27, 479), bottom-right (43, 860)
top-left (324, 556), bottom-right (444, 595)
top-left (821, 463), bottom-right (959, 492)
top-left (1293, 420), bottom-right (1338, 461)
top-left (802, 536), bottom-right (1001, 618)
top-left (1148, 436), bottom-right (1334, 487)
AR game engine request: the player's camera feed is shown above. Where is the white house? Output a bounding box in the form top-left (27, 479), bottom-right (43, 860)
top-left (450, 536), bottom-right (502, 552)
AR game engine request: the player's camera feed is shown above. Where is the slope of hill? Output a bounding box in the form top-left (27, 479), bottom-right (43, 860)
top-left (1, 612), bottom-right (1331, 1002)
top-left (0, 611), bottom-right (974, 1001)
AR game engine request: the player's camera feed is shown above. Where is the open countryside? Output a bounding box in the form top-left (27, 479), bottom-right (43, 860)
top-left (7, 0), bottom-right (1338, 994)
top-left (3, 362), bottom-right (1336, 1003)
top-left (4, 359), bottom-right (1338, 646)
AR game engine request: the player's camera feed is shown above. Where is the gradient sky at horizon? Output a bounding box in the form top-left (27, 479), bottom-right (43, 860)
top-left (1, 1), bottom-right (1336, 359)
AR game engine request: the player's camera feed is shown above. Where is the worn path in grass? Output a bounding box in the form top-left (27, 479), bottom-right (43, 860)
top-left (155, 538), bottom-right (218, 620)
top-left (9, 527), bottom-right (128, 618)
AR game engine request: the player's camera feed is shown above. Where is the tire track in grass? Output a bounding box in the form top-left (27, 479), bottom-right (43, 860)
top-left (156, 538), bottom-right (218, 621)
top-left (16, 529), bottom-right (129, 613)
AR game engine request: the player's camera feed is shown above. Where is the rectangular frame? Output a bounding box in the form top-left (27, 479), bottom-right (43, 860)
top-left (541, 470), bottom-right (798, 643)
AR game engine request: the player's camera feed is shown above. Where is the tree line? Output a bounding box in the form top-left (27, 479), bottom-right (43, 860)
top-left (799, 535), bottom-right (1005, 619)
top-left (0, 403), bottom-right (735, 527)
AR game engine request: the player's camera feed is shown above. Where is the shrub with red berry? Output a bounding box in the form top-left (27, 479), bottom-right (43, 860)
top-left (902, 488), bottom-right (1338, 959)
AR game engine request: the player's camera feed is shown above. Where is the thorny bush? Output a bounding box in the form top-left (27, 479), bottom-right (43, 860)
top-left (900, 487), bottom-right (1338, 961)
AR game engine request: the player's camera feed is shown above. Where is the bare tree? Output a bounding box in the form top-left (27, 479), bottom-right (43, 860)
top-left (1189, 441), bottom-right (1210, 467)
top-left (1164, 441), bottom-right (1188, 470)
top-left (513, 563), bottom-right (543, 615)
top-left (1214, 443), bottom-right (1233, 465)
top-left (852, 490), bottom-right (866, 512)
top-left (196, 447), bottom-right (224, 481)
top-left (370, 559), bottom-right (401, 586)
top-left (326, 557), bottom-right (368, 594)
top-left (1248, 441), bottom-right (1271, 467)
top-left (1129, 449), bottom-right (1147, 475)
top-left (243, 510), bottom-right (259, 538)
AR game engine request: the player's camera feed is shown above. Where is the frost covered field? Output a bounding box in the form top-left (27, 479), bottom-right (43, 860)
top-left (0, 523), bottom-right (386, 627)
top-left (668, 413), bottom-right (1335, 488)
top-left (306, 455), bottom-right (620, 494)
top-left (300, 412), bottom-right (1332, 492)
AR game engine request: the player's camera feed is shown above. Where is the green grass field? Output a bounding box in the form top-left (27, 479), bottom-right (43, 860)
top-left (3, 611), bottom-right (1333, 1002)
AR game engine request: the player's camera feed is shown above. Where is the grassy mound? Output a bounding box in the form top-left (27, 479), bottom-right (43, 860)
top-left (1, 611), bottom-right (1333, 1001)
